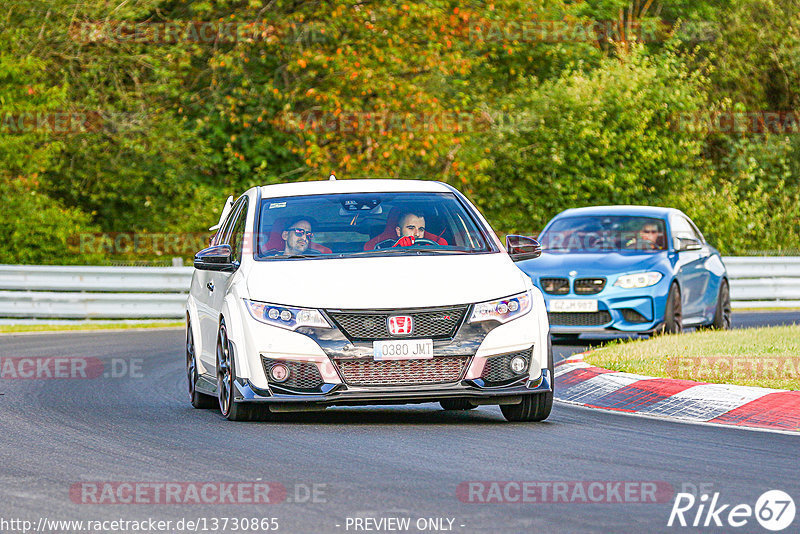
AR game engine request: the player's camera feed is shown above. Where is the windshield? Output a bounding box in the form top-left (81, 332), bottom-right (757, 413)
top-left (255, 192), bottom-right (495, 260)
top-left (539, 215), bottom-right (668, 252)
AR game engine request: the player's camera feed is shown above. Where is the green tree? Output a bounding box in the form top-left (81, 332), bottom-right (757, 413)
top-left (464, 45), bottom-right (710, 235)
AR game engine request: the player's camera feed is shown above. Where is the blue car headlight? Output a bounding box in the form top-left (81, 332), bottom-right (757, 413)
top-left (613, 272), bottom-right (663, 289)
top-left (469, 291), bottom-right (532, 324)
top-left (245, 299), bottom-right (331, 331)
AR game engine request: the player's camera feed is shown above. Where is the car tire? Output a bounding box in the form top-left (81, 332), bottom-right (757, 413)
top-left (711, 279), bottom-right (732, 330)
top-left (500, 335), bottom-right (554, 422)
top-left (440, 399), bottom-right (477, 411)
top-left (657, 282), bottom-right (682, 335)
top-left (187, 319), bottom-right (216, 409)
top-left (216, 318), bottom-right (264, 422)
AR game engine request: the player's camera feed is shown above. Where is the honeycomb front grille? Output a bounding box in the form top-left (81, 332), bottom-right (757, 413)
top-left (334, 356), bottom-right (470, 386)
top-left (261, 357), bottom-right (324, 391)
top-left (326, 306), bottom-right (468, 341)
top-left (574, 278), bottom-right (606, 295)
top-left (540, 278), bottom-right (570, 295)
top-left (548, 311), bottom-right (612, 326)
top-left (481, 348), bottom-right (531, 385)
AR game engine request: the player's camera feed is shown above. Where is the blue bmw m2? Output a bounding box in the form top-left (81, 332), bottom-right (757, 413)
top-left (517, 206), bottom-right (730, 338)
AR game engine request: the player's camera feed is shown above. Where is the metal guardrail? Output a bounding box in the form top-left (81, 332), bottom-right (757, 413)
top-left (725, 257), bottom-right (800, 309)
top-left (0, 265), bottom-right (193, 319)
top-left (0, 258), bottom-right (798, 319)
top-left (0, 265), bottom-right (192, 293)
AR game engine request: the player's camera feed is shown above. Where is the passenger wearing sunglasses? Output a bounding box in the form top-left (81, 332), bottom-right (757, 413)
top-left (280, 218), bottom-right (318, 256)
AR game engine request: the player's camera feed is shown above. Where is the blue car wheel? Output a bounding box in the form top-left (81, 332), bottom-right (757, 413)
top-left (657, 282), bottom-right (682, 334)
top-left (711, 279), bottom-right (732, 330)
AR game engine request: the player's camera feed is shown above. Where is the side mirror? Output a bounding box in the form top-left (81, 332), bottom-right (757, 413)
top-left (506, 235), bottom-right (542, 262)
top-left (676, 237), bottom-right (702, 252)
top-left (194, 244), bottom-right (238, 272)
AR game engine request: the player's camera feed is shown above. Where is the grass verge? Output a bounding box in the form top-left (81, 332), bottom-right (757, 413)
top-left (584, 325), bottom-right (800, 390)
top-left (0, 321), bottom-right (183, 334)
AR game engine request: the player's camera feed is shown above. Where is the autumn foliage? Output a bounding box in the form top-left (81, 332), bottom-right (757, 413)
top-left (1, 0), bottom-right (799, 263)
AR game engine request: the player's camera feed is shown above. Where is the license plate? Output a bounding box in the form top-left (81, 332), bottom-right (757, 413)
top-left (373, 339), bottom-right (434, 360)
top-left (550, 299), bottom-right (598, 312)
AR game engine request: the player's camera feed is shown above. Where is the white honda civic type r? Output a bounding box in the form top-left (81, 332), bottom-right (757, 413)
top-left (185, 178), bottom-right (552, 422)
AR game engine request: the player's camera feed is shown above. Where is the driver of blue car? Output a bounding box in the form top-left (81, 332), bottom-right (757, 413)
top-left (625, 221), bottom-right (665, 250)
top-left (394, 211), bottom-right (427, 247)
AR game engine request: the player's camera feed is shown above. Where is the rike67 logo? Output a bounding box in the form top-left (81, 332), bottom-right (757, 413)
top-left (668, 490), bottom-right (796, 531)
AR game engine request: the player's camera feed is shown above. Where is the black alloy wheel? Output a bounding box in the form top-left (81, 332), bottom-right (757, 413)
top-left (712, 279), bottom-right (732, 330)
top-left (501, 335), bottom-right (554, 422)
top-left (659, 282), bottom-right (683, 334)
top-left (216, 318), bottom-right (262, 421)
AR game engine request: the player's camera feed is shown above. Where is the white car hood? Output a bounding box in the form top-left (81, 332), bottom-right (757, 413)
top-left (245, 253), bottom-right (529, 309)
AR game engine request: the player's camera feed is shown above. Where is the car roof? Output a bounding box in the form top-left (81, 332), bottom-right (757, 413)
top-left (258, 179), bottom-right (452, 199)
top-left (554, 205), bottom-right (681, 219)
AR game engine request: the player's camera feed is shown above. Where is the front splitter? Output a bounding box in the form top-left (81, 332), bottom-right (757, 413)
top-left (232, 369), bottom-right (552, 408)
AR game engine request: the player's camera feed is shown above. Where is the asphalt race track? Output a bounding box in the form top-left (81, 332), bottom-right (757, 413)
top-left (1, 312), bottom-right (798, 534)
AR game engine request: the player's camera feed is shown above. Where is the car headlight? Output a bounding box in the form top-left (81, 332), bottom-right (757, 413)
top-left (613, 272), bottom-right (663, 289)
top-left (244, 300), bottom-right (331, 330)
top-left (469, 291), bottom-right (532, 324)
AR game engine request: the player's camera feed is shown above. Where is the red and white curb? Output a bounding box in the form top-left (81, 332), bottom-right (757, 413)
top-left (554, 352), bottom-right (800, 434)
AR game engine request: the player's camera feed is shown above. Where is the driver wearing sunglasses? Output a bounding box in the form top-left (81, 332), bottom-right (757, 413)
top-left (281, 218), bottom-right (318, 256)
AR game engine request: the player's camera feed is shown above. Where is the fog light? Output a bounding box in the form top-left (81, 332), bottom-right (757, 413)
top-left (509, 356), bottom-right (528, 374)
top-left (270, 363), bottom-right (289, 383)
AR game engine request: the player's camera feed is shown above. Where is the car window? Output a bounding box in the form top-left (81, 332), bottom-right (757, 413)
top-left (539, 216), bottom-right (667, 252)
top-left (254, 192), bottom-right (495, 260)
top-left (686, 216), bottom-right (705, 242)
top-left (228, 197), bottom-right (249, 263)
top-left (670, 214), bottom-right (702, 243)
top-left (212, 197), bottom-right (244, 246)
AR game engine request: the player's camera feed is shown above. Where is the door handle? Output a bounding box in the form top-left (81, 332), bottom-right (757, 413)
top-left (206, 282), bottom-right (214, 292)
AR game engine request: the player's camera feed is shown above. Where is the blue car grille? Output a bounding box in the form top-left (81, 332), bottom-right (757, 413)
top-left (548, 311), bottom-right (612, 326)
top-left (541, 277), bottom-right (570, 295)
top-left (574, 278), bottom-right (606, 295)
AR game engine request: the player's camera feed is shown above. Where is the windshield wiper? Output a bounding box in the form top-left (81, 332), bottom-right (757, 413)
top-left (346, 249), bottom-right (422, 257)
top-left (345, 248), bottom-right (468, 257)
